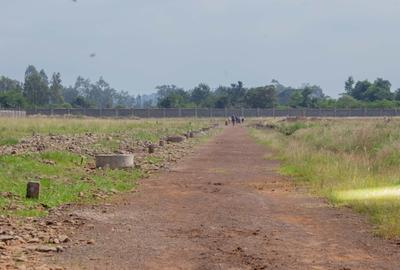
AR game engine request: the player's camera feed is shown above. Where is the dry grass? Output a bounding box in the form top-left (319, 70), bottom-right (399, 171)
top-left (250, 118), bottom-right (400, 238)
top-left (0, 117), bottom-right (209, 144)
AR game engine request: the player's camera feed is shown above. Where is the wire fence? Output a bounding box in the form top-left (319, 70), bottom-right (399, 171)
top-left (23, 108), bottom-right (400, 118)
top-left (0, 110), bottom-right (26, 118)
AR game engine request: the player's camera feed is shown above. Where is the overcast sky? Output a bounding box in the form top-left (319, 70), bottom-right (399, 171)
top-left (1, 0), bottom-right (400, 97)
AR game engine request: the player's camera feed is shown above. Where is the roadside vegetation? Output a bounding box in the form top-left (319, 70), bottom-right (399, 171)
top-left (0, 117), bottom-right (206, 145)
top-left (251, 118), bottom-right (400, 238)
top-left (0, 117), bottom-right (214, 217)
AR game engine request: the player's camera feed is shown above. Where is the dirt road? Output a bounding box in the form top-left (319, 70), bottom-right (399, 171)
top-left (48, 127), bottom-right (400, 269)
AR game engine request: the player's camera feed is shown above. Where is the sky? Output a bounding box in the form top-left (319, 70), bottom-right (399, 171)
top-left (1, 0), bottom-right (400, 97)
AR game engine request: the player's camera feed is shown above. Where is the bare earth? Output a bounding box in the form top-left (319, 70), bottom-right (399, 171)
top-left (47, 127), bottom-right (400, 269)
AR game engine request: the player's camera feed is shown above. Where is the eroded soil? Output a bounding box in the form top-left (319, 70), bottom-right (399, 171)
top-left (46, 127), bottom-right (400, 269)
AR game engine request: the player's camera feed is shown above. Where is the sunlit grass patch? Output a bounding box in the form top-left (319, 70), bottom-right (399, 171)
top-left (334, 186), bottom-right (400, 201)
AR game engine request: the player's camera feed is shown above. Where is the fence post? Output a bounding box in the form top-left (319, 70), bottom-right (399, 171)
top-left (195, 107), bottom-right (198, 118)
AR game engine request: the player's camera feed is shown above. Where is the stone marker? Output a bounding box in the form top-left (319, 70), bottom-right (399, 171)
top-left (26, 182), bottom-right (40, 199)
top-left (95, 154), bottom-right (134, 169)
top-left (148, 144), bottom-right (156, 154)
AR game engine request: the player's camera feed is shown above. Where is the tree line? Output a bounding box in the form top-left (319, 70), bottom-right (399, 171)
top-left (0, 65), bottom-right (154, 109)
top-left (156, 78), bottom-right (400, 109)
top-left (1, 66), bottom-right (400, 109)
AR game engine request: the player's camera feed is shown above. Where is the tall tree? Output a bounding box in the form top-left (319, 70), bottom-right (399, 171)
top-left (345, 76), bottom-right (355, 95)
top-left (214, 86), bottom-right (231, 108)
top-left (62, 86), bottom-right (79, 104)
top-left (39, 69), bottom-right (50, 104)
top-left (245, 85), bottom-right (276, 108)
top-left (0, 76), bottom-right (22, 93)
top-left (364, 78), bottom-right (393, 101)
top-left (156, 85), bottom-right (189, 108)
top-left (190, 83), bottom-right (211, 107)
top-left (350, 80), bottom-right (371, 100)
top-left (300, 87), bottom-right (313, 107)
top-left (49, 72), bottom-right (64, 104)
top-left (23, 65), bottom-right (49, 106)
top-left (288, 90), bottom-right (303, 108)
top-left (229, 81), bottom-right (246, 107)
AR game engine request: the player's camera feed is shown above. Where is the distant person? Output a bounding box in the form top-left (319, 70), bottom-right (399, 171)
top-left (231, 115), bottom-right (236, 126)
top-left (235, 116), bottom-right (240, 124)
top-left (241, 117), bottom-right (245, 124)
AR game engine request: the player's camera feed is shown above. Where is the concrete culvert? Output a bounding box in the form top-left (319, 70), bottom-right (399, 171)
top-left (95, 154), bottom-right (134, 169)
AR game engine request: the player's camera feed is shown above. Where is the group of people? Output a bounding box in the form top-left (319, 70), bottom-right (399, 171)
top-left (226, 115), bottom-right (245, 126)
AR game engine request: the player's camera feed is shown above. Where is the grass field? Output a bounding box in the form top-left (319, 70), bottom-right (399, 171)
top-left (0, 117), bottom-right (207, 145)
top-left (0, 117), bottom-right (213, 217)
top-left (250, 118), bottom-right (400, 238)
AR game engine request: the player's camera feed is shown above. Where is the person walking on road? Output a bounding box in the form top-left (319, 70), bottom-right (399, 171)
top-left (231, 115), bottom-right (236, 126)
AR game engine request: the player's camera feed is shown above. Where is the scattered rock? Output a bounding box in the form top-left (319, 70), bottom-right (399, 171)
top-left (87, 239), bottom-right (95, 245)
top-left (27, 238), bottom-right (40, 244)
top-left (58, 235), bottom-right (69, 244)
top-left (35, 245), bottom-right (58, 253)
top-left (166, 136), bottom-right (185, 143)
top-left (0, 235), bottom-right (15, 242)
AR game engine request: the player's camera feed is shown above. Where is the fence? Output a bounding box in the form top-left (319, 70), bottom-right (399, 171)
top-left (24, 108), bottom-right (400, 118)
top-left (0, 110), bottom-right (26, 118)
